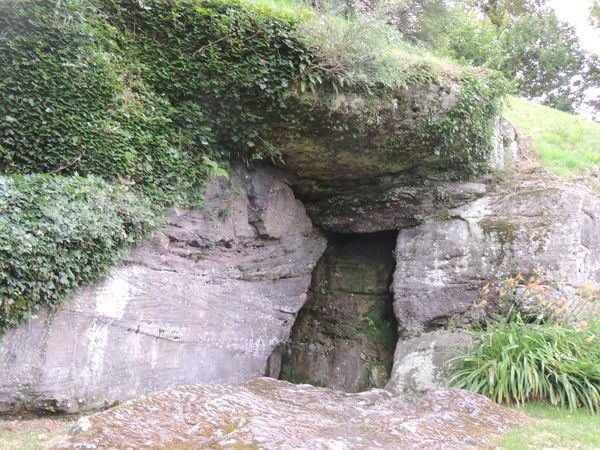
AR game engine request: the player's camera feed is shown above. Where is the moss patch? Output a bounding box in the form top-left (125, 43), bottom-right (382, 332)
top-left (480, 218), bottom-right (519, 246)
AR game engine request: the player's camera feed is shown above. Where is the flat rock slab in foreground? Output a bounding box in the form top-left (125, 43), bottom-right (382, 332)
top-left (58, 378), bottom-right (528, 449)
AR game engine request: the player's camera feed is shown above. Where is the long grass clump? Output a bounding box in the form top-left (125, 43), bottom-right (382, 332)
top-left (448, 315), bottom-right (600, 414)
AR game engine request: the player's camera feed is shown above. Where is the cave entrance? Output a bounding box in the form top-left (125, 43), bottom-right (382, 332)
top-left (280, 230), bottom-right (399, 392)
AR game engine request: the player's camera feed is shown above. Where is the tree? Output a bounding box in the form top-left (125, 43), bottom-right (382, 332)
top-left (591, 1), bottom-right (600, 28)
top-left (498, 12), bottom-right (590, 111)
top-left (412, 0), bottom-right (598, 113)
top-left (469, 0), bottom-right (549, 27)
top-left (419, 6), bottom-right (504, 68)
top-left (335, 0), bottom-right (600, 114)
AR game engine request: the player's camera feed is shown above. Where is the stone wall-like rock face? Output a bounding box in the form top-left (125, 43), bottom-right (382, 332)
top-left (391, 168), bottom-right (600, 338)
top-left (281, 232), bottom-right (398, 392)
top-left (0, 168), bottom-right (326, 414)
top-left (275, 83), bottom-right (461, 185)
top-left (56, 378), bottom-right (529, 450)
top-left (387, 330), bottom-right (475, 394)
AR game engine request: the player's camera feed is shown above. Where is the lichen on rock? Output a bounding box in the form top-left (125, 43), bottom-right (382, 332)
top-left (56, 378), bottom-right (529, 450)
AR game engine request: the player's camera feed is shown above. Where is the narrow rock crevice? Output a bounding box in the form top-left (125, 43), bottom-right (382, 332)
top-left (280, 231), bottom-right (399, 392)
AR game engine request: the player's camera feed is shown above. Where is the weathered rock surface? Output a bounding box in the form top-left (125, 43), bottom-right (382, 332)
top-left (282, 232), bottom-right (398, 392)
top-left (0, 168), bottom-right (326, 413)
top-left (392, 166), bottom-right (600, 337)
top-left (295, 117), bottom-right (522, 233)
top-left (304, 177), bottom-right (490, 234)
top-left (56, 378), bottom-right (528, 450)
top-left (275, 83), bottom-right (463, 184)
top-left (387, 330), bottom-right (475, 394)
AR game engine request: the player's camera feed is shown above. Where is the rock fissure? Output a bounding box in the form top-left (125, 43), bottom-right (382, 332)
top-left (281, 231), bottom-right (399, 392)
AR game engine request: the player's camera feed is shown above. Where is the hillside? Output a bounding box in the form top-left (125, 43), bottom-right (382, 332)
top-left (3, 1), bottom-right (600, 445)
top-left (505, 97), bottom-right (600, 179)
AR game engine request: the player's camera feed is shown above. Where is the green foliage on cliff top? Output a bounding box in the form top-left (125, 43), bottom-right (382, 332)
top-left (1, 0), bottom-right (509, 189)
top-left (504, 97), bottom-right (600, 179)
top-left (0, 175), bottom-right (160, 329)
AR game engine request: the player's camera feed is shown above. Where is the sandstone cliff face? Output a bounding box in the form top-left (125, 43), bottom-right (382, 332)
top-left (0, 168), bottom-right (326, 413)
top-left (292, 117), bottom-right (523, 234)
top-left (274, 116), bottom-right (600, 395)
top-left (391, 168), bottom-right (600, 337)
top-left (2, 109), bottom-right (599, 410)
top-left (386, 167), bottom-right (600, 393)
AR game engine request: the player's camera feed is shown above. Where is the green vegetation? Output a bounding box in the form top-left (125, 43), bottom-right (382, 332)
top-left (0, 0), bottom-right (216, 205)
top-left (280, 361), bottom-right (324, 386)
top-left (364, 300), bottom-right (398, 352)
top-left (0, 175), bottom-right (159, 329)
top-left (0, 0), bottom-right (508, 187)
top-left (348, 0), bottom-right (600, 114)
top-left (448, 274), bottom-right (600, 415)
top-left (0, 428), bottom-right (69, 450)
top-left (0, 417), bottom-right (75, 450)
top-left (496, 403), bottom-right (600, 449)
top-left (591, 1), bottom-right (600, 28)
top-left (448, 315), bottom-right (600, 414)
top-left (504, 97), bottom-right (600, 178)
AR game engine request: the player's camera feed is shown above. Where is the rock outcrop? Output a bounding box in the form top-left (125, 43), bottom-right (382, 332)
top-left (291, 117), bottom-right (522, 234)
top-left (56, 378), bottom-right (529, 450)
top-left (2, 99), bottom-right (599, 409)
top-left (387, 331), bottom-right (475, 394)
top-left (392, 166), bottom-right (600, 337)
top-left (0, 168), bottom-right (326, 413)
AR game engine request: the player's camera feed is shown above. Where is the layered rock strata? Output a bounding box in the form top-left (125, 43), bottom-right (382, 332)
top-left (0, 169), bottom-right (326, 413)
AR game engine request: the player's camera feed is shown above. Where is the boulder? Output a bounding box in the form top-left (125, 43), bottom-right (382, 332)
top-left (56, 378), bottom-right (528, 450)
top-left (386, 330), bottom-right (475, 394)
top-left (0, 168), bottom-right (326, 413)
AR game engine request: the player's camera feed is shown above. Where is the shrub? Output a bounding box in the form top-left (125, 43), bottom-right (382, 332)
top-left (0, 174), bottom-right (160, 330)
top-left (448, 315), bottom-right (600, 414)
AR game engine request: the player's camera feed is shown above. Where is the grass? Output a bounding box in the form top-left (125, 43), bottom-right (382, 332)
top-left (0, 417), bottom-right (74, 450)
top-left (0, 430), bottom-right (67, 450)
top-left (448, 313), bottom-right (600, 414)
top-left (243, 0), bottom-right (460, 86)
top-left (495, 403), bottom-right (600, 449)
top-left (504, 97), bottom-right (600, 179)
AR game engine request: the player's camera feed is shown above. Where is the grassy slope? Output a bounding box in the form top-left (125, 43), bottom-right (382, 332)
top-left (243, 0), bottom-right (453, 68)
top-left (504, 97), bottom-right (600, 178)
top-left (495, 404), bottom-right (600, 449)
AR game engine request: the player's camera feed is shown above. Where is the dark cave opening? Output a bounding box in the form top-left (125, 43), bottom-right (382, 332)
top-left (279, 230), bottom-right (399, 392)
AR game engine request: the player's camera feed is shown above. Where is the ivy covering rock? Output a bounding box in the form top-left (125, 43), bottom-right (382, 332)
top-left (1, 0), bottom-right (510, 192)
top-left (0, 175), bottom-right (159, 329)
